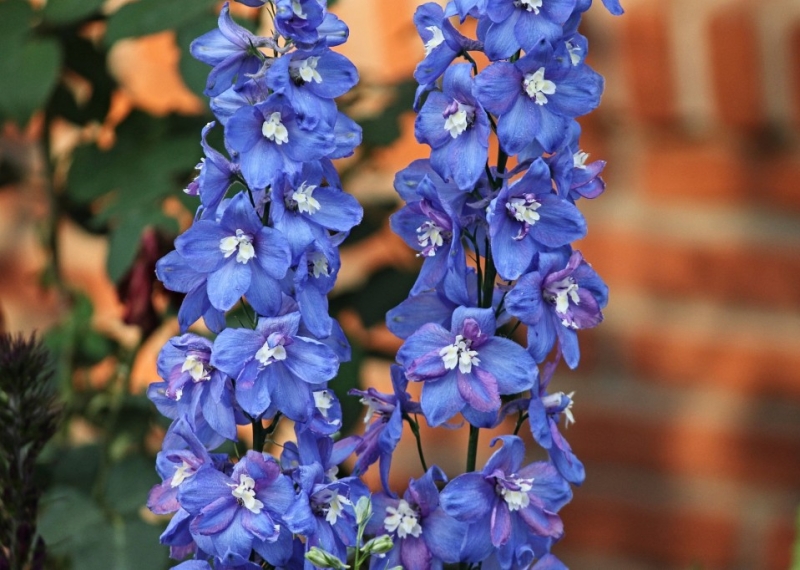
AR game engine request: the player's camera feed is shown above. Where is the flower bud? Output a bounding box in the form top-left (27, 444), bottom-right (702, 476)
top-left (362, 534), bottom-right (394, 556)
top-left (354, 495), bottom-right (372, 526)
top-left (305, 546), bottom-right (350, 569)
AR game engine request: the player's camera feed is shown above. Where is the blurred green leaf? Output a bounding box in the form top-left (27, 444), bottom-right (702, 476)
top-left (48, 445), bottom-right (102, 493)
top-left (105, 0), bottom-right (217, 45)
top-left (107, 210), bottom-right (177, 283)
top-left (0, 0), bottom-right (34, 46)
top-left (0, 38), bottom-right (61, 125)
top-left (105, 455), bottom-right (159, 514)
top-left (39, 486), bottom-right (105, 550)
top-left (42, 0), bottom-right (105, 25)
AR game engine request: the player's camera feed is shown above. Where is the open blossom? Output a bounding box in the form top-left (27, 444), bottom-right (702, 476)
top-left (397, 307), bottom-right (537, 426)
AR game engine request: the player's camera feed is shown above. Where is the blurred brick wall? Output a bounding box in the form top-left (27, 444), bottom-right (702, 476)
top-left (336, 0), bottom-right (800, 568)
top-left (1, 0), bottom-right (799, 568)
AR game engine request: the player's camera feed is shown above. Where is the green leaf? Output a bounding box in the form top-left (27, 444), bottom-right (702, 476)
top-left (106, 211), bottom-right (177, 283)
top-left (38, 486), bottom-right (105, 551)
top-left (104, 456), bottom-right (159, 514)
top-left (43, 0), bottom-right (105, 25)
top-left (0, 38), bottom-right (61, 125)
top-left (105, 0), bottom-right (217, 45)
top-left (0, 0), bottom-right (34, 47)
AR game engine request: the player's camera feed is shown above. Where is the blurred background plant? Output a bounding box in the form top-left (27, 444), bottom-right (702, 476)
top-left (0, 1), bottom-right (417, 567)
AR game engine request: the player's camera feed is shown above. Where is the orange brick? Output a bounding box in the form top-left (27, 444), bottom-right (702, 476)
top-left (580, 227), bottom-right (800, 312)
top-left (707, 5), bottom-right (766, 130)
top-left (620, 327), bottom-right (800, 402)
top-left (564, 409), bottom-right (800, 489)
top-left (639, 134), bottom-right (753, 205)
top-left (558, 495), bottom-right (738, 569)
top-left (619, 1), bottom-right (677, 124)
top-left (762, 152), bottom-right (800, 214)
top-left (765, 516), bottom-right (797, 570)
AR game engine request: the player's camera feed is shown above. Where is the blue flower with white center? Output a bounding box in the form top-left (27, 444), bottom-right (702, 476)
top-left (415, 63), bottom-right (491, 191)
top-left (148, 334), bottom-right (243, 443)
top-left (267, 47), bottom-right (359, 129)
top-left (488, 158), bottom-right (586, 280)
top-left (147, 416), bottom-right (228, 516)
top-left (191, 122), bottom-right (238, 218)
top-left (225, 94), bottom-right (335, 190)
top-left (541, 121), bottom-right (606, 201)
top-left (211, 312), bottom-right (339, 421)
top-left (269, 164), bottom-right (363, 261)
top-left (482, 0), bottom-right (577, 61)
top-left (505, 247), bottom-right (607, 368)
top-left (413, 3), bottom-right (482, 86)
top-left (365, 467), bottom-right (467, 569)
top-left (291, 237), bottom-right (341, 338)
top-left (175, 192), bottom-right (291, 315)
top-left (474, 40), bottom-right (603, 153)
top-left (155, 250), bottom-right (225, 333)
top-left (190, 3), bottom-right (274, 97)
top-left (397, 307), bottom-right (537, 427)
top-left (178, 451), bottom-right (295, 566)
top-left (440, 436), bottom-right (571, 556)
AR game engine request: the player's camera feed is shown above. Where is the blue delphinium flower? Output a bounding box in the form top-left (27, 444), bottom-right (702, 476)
top-left (178, 451), bottom-right (295, 566)
top-left (474, 40), bottom-right (603, 153)
top-left (482, 0), bottom-right (577, 60)
top-left (488, 157), bottom-right (586, 280)
top-left (416, 63), bottom-right (491, 191)
top-left (506, 247), bottom-right (607, 368)
top-left (155, 250), bottom-right (225, 333)
top-left (175, 191), bottom-right (291, 315)
top-left (397, 307), bottom-right (537, 426)
top-left (211, 312), bottom-right (339, 421)
top-left (440, 436), bottom-right (572, 567)
top-left (366, 467), bottom-right (467, 569)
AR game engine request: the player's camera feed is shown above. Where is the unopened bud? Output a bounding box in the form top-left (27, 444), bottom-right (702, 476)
top-left (362, 534), bottom-right (394, 556)
top-left (355, 495), bottom-right (372, 526)
top-left (305, 546), bottom-right (349, 569)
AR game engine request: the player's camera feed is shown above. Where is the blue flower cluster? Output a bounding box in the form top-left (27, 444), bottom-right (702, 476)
top-left (147, 0), bottom-right (621, 567)
top-left (148, 1), bottom-right (370, 567)
top-left (373, 0), bottom-right (620, 566)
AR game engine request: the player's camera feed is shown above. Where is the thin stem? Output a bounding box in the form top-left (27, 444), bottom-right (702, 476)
top-left (466, 424), bottom-right (480, 473)
top-left (461, 50), bottom-right (480, 76)
top-left (406, 414), bottom-right (429, 473)
top-left (251, 418), bottom-right (268, 453)
top-left (481, 238), bottom-right (496, 310)
top-left (513, 412), bottom-right (528, 436)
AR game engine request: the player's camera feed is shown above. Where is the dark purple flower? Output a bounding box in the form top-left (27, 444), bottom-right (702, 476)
top-left (397, 307), bottom-right (537, 427)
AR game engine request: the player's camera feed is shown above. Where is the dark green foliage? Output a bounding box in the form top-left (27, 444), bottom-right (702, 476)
top-left (0, 333), bottom-right (62, 570)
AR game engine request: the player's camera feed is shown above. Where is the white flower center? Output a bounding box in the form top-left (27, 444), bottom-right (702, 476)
top-left (171, 461), bottom-right (194, 488)
top-left (262, 112), bottom-right (289, 145)
top-left (384, 499), bottom-right (422, 539)
top-left (573, 151), bottom-right (589, 169)
top-left (523, 67), bottom-right (556, 105)
top-left (564, 391), bottom-right (576, 427)
top-left (498, 477), bottom-right (534, 511)
top-left (324, 490), bottom-right (351, 525)
top-left (507, 196), bottom-right (541, 226)
top-left (517, 0), bottom-right (542, 13)
top-left (181, 355), bottom-right (210, 382)
top-left (360, 395), bottom-right (381, 424)
top-left (298, 57), bottom-right (322, 84)
top-left (443, 102), bottom-right (473, 138)
top-left (255, 340), bottom-right (287, 367)
top-left (439, 334), bottom-right (480, 374)
top-left (416, 220), bottom-right (444, 256)
top-left (547, 277), bottom-right (580, 315)
top-left (291, 0), bottom-right (306, 18)
top-left (313, 390), bottom-right (334, 418)
top-left (231, 474), bottom-right (264, 514)
top-left (566, 40), bottom-right (582, 66)
top-left (423, 25), bottom-right (445, 56)
top-left (309, 251), bottom-right (329, 278)
top-left (292, 183), bottom-right (321, 215)
top-left (219, 229), bottom-right (256, 264)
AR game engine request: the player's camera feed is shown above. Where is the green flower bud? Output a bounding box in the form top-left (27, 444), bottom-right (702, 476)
top-left (305, 546), bottom-right (350, 569)
top-left (362, 534), bottom-right (394, 556)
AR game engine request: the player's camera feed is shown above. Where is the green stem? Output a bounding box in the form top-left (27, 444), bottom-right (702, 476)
top-left (481, 239), bottom-right (496, 311)
top-left (406, 415), bottom-right (428, 473)
top-left (513, 411), bottom-right (528, 436)
top-left (466, 424), bottom-right (480, 473)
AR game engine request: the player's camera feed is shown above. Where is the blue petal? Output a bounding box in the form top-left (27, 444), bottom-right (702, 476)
top-left (440, 472), bottom-right (493, 521)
